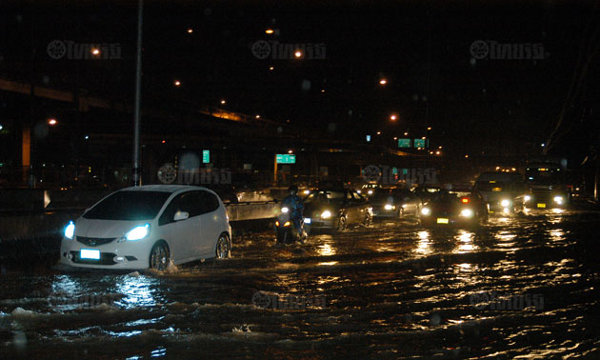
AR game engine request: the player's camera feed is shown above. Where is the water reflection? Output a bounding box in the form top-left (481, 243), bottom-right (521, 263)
top-left (115, 274), bottom-right (162, 309)
top-left (495, 231), bottom-right (518, 249)
top-left (453, 230), bottom-right (477, 254)
top-left (318, 242), bottom-right (336, 257)
top-left (317, 238), bottom-right (338, 266)
top-left (415, 230), bottom-right (432, 256)
top-left (50, 275), bottom-right (87, 312)
top-left (549, 228), bottom-right (565, 242)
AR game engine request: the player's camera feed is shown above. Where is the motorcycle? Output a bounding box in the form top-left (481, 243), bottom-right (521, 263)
top-left (275, 206), bottom-right (306, 244)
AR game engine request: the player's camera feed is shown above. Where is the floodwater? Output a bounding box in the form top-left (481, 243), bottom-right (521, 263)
top-left (1, 209), bottom-right (600, 359)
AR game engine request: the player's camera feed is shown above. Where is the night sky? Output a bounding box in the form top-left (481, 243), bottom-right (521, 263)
top-left (1, 0), bottom-right (598, 162)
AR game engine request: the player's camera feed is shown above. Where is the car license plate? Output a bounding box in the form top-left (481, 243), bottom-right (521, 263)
top-left (537, 203), bottom-right (546, 209)
top-left (304, 217), bottom-right (312, 224)
top-left (436, 218), bottom-right (449, 224)
top-left (80, 249), bottom-right (100, 260)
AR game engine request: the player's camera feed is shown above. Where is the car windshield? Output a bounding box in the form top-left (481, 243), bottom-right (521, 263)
top-left (83, 191), bottom-right (171, 220)
top-left (305, 190), bottom-right (345, 203)
top-left (475, 181), bottom-right (521, 192)
top-left (526, 168), bottom-right (564, 185)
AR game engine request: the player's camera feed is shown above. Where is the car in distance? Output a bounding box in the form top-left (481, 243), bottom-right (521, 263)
top-left (522, 163), bottom-right (570, 211)
top-left (474, 171), bottom-right (526, 214)
top-left (303, 189), bottom-right (372, 233)
top-left (60, 185), bottom-right (232, 270)
top-left (419, 189), bottom-right (487, 227)
top-left (370, 188), bottom-right (422, 219)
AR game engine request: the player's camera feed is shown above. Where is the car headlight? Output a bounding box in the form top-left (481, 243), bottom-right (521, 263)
top-left (384, 204), bottom-right (394, 211)
top-left (367, 189), bottom-right (374, 195)
top-left (553, 196), bottom-right (564, 204)
top-left (421, 207), bottom-right (431, 216)
top-left (321, 210), bottom-right (332, 219)
top-left (500, 199), bottom-right (511, 208)
top-left (460, 208), bottom-right (474, 218)
top-left (125, 224), bottom-right (150, 241)
top-left (281, 206), bottom-right (289, 213)
top-left (64, 221), bottom-right (75, 239)
top-left (524, 195), bottom-right (531, 202)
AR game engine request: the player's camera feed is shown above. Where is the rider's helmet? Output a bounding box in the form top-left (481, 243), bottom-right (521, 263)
top-left (288, 185), bottom-right (299, 195)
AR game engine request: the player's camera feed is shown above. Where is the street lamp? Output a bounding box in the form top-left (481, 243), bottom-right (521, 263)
top-left (265, 28), bottom-right (275, 35)
top-left (220, 99), bottom-right (226, 105)
top-left (187, 28), bottom-right (193, 34)
top-left (47, 118), bottom-right (58, 126)
top-left (389, 114), bottom-right (397, 121)
top-left (174, 80), bottom-right (181, 87)
top-left (294, 50), bottom-right (303, 58)
top-left (379, 78), bottom-right (388, 86)
top-left (91, 48), bottom-right (100, 56)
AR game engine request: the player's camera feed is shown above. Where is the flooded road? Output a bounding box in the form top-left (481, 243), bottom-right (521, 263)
top-left (2, 209), bottom-right (600, 359)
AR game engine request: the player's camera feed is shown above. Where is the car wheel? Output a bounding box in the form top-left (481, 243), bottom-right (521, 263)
top-left (216, 233), bottom-right (231, 259)
top-left (149, 241), bottom-right (170, 271)
top-left (335, 216), bottom-right (347, 233)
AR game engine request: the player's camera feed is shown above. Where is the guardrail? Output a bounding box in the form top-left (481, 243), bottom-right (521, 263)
top-left (225, 201), bottom-right (280, 221)
top-left (0, 201), bottom-right (280, 241)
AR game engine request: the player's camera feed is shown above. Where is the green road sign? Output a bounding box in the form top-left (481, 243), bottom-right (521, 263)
top-left (414, 139), bottom-right (429, 148)
top-left (398, 138), bottom-right (412, 148)
top-left (202, 150), bottom-right (210, 164)
top-left (276, 154), bottom-right (296, 164)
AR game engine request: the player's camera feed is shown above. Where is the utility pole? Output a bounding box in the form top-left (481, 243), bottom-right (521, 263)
top-left (132, 0), bottom-right (143, 186)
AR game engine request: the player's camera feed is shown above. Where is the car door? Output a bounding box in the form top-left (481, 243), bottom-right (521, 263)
top-left (158, 191), bottom-right (202, 262)
top-left (196, 190), bottom-right (223, 258)
top-left (352, 190), bottom-right (368, 223)
top-left (341, 190), bottom-right (355, 224)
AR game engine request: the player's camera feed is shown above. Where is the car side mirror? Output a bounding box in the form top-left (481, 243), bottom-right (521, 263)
top-left (173, 211), bottom-right (189, 221)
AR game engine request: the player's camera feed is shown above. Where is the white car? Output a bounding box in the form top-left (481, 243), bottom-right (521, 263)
top-left (60, 185), bottom-right (232, 270)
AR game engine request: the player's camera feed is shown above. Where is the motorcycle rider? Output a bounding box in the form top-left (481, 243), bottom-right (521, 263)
top-left (282, 185), bottom-right (305, 238)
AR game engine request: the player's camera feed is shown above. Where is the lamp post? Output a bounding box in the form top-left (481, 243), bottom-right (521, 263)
top-left (132, 0), bottom-right (144, 186)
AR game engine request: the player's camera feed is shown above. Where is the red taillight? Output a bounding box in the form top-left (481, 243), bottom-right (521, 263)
top-left (461, 197), bottom-right (470, 204)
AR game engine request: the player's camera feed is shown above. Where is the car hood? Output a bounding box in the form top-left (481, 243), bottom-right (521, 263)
top-left (74, 218), bottom-right (151, 238)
